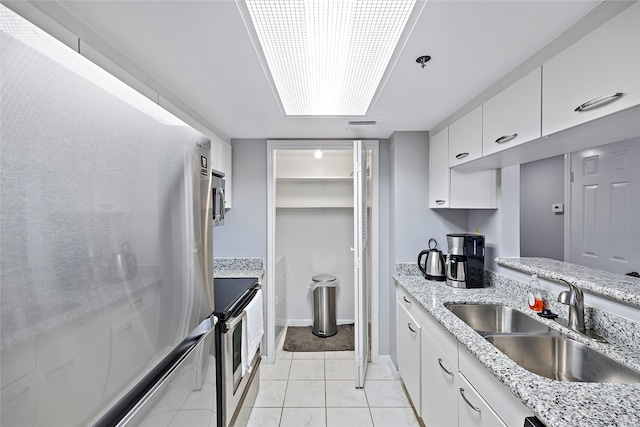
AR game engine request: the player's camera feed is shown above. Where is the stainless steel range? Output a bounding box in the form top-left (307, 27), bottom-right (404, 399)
top-left (213, 277), bottom-right (262, 427)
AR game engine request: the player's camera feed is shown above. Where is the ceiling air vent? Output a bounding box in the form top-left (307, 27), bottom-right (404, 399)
top-left (347, 120), bottom-right (379, 126)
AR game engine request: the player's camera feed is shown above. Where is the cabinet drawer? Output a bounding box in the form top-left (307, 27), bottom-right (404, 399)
top-left (421, 310), bottom-right (457, 367)
top-left (397, 286), bottom-right (422, 323)
top-left (457, 373), bottom-right (506, 427)
top-left (397, 304), bottom-right (422, 414)
top-left (459, 346), bottom-right (533, 427)
top-left (421, 328), bottom-right (457, 427)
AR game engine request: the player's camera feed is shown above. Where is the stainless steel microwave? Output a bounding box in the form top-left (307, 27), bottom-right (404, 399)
top-left (212, 170), bottom-right (225, 227)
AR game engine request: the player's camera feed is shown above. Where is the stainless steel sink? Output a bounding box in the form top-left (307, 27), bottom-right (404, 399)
top-left (444, 303), bottom-right (640, 383)
top-left (486, 335), bottom-right (640, 383)
top-left (445, 303), bottom-right (552, 335)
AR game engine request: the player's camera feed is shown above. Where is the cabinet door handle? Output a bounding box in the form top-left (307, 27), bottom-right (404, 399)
top-left (495, 133), bottom-right (518, 144)
top-left (574, 92), bottom-right (623, 112)
top-left (407, 323), bottom-right (417, 333)
top-left (455, 152), bottom-right (469, 160)
top-left (437, 358), bottom-right (454, 377)
top-left (459, 388), bottom-right (481, 413)
top-left (403, 296), bottom-right (411, 304)
top-left (435, 200), bottom-right (445, 205)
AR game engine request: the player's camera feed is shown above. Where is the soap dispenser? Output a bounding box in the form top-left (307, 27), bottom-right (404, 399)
top-left (528, 274), bottom-right (543, 312)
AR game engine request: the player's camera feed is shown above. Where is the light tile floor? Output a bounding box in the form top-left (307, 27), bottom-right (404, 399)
top-left (247, 337), bottom-right (421, 427)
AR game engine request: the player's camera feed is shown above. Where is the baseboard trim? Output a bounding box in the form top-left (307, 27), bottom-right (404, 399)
top-left (285, 319), bottom-right (355, 327)
top-left (375, 354), bottom-right (401, 379)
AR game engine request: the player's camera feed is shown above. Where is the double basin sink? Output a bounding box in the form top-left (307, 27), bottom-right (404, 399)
top-left (445, 303), bottom-right (640, 383)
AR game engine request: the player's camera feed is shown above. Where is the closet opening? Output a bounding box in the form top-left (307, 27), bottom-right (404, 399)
top-left (265, 140), bottom-right (379, 388)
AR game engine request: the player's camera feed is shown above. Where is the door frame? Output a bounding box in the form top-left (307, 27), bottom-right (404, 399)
top-left (265, 139), bottom-right (380, 364)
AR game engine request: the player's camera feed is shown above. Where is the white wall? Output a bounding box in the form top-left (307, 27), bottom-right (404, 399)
top-left (276, 208), bottom-right (354, 325)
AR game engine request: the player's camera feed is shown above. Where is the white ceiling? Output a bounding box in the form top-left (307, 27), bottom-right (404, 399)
top-left (53, 0), bottom-right (605, 141)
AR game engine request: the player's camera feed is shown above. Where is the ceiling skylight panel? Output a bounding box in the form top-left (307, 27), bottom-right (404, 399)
top-left (243, 0), bottom-right (416, 116)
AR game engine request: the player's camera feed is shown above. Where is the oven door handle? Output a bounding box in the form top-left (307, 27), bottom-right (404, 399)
top-left (226, 310), bottom-right (247, 330)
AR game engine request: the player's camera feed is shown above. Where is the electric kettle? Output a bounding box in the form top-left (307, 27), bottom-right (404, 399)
top-left (418, 238), bottom-right (446, 281)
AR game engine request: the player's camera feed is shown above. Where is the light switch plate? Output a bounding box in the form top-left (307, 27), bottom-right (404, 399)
top-left (552, 203), bottom-right (564, 213)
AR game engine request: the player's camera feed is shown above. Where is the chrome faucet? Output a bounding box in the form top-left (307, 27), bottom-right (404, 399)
top-left (557, 280), bottom-right (586, 334)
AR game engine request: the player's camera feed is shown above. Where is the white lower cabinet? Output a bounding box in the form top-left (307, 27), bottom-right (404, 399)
top-left (421, 325), bottom-right (457, 426)
top-left (397, 302), bottom-right (422, 415)
top-left (457, 373), bottom-right (506, 427)
top-left (459, 346), bottom-right (533, 427)
top-left (415, 305), bottom-right (534, 427)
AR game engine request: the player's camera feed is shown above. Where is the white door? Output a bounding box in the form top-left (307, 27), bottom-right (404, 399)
top-left (570, 138), bottom-right (640, 274)
top-left (353, 140), bottom-right (369, 388)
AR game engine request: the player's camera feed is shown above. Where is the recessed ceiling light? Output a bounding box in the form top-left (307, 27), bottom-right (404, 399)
top-left (241, 0), bottom-right (417, 116)
top-left (314, 150), bottom-right (323, 159)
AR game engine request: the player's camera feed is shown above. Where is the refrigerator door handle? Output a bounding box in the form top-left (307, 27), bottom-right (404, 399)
top-left (95, 316), bottom-right (214, 427)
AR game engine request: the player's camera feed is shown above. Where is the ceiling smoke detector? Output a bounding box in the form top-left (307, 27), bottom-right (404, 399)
top-left (416, 55), bottom-right (431, 68)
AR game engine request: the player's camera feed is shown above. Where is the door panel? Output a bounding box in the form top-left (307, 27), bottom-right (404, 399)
top-left (353, 140), bottom-right (369, 388)
top-left (570, 138), bottom-right (639, 273)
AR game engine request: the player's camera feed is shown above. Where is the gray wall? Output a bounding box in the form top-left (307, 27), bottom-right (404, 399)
top-left (214, 139), bottom-right (268, 258)
top-left (468, 165), bottom-right (521, 271)
top-left (378, 139), bottom-right (392, 360)
top-left (520, 155), bottom-right (564, 261)
top-left (216, 138), bottom-right (395, 358)
top-left (390, 132), bottom-right (468, 262)
top-left (389, 131), bottom-right (467, 367)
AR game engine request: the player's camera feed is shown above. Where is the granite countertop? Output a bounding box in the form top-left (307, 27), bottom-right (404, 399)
top-left (496, 257), bottom-right (640, 307)
top-left (214, 257), bottom-right (265, 279)
top-left (394, 272), bottom-right (640, 427)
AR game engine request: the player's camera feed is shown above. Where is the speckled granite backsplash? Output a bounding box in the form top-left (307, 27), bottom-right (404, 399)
top-left (397, 262), bottom-right (640, 353)
top-left (214, 257), bottom-right (265, 279)
top-left (489, 270), bottom-right (640, 353)
top-left (215, 257), bottom-right (264, 271)
top-left (497, 257), bottom-right (640, 306)
top-left (395, 262), bottom-right (423, 277)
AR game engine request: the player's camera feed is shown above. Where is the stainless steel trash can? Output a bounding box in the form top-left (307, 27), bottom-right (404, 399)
top-left (311, 274), bottom-right (338, 337)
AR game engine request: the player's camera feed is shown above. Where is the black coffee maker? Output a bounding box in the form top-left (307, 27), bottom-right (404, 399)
top-left (445, 233), bottom-right (485, 288)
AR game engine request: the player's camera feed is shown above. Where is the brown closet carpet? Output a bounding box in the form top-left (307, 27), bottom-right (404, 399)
top-left (282, 324), bottom-right (355, 352)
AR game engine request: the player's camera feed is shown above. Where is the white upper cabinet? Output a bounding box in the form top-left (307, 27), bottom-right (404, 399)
top-left (450, 169), bottom-right (497, 209)
top-left (429, 128), bottom-right (451, 208)
top-left (429, 127), bottom-right (497, 209)
top-left (449, 106), bottom-right (483, 167)
top-left (482, 67), bottom-right (541, 157)
top-left (214, 139), bottom-right (233, 208)
top-left (542, 2), bottom-right (639, 136)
